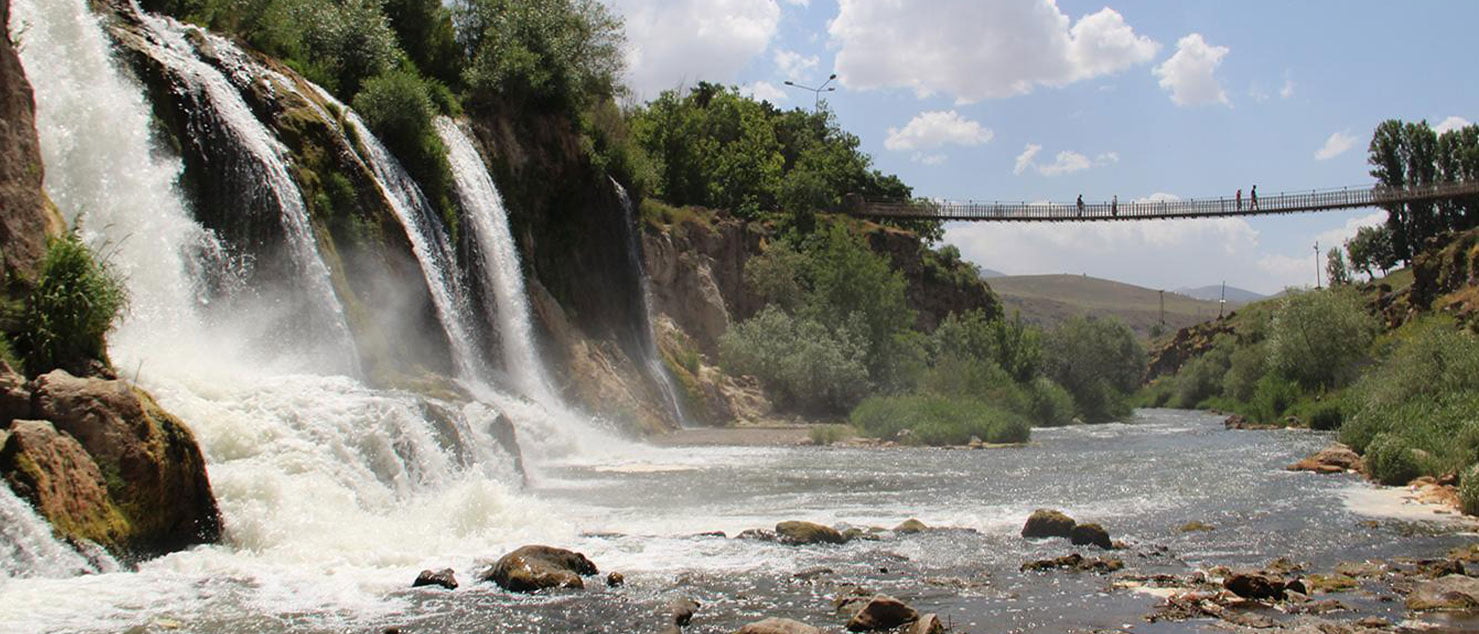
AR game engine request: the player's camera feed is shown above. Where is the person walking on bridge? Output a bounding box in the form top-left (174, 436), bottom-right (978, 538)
top-left (1250, 185), bottom-right (1258, 210)
top-left (1111, 195), bottom-right (1118, 217)
top-left (1077, 194), bottom-right (1084, 217)
top-left (1236, 188), bottom-right (1242, 211)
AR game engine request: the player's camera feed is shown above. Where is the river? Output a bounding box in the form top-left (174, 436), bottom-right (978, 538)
top-left (2, 408), bottom-right (1473, 632)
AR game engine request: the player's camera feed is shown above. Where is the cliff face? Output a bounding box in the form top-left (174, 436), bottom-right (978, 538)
top-left (641, 214), bottom-right (763, 355)
top-left (0, 0), bottom-right (64, 301)
top-left (863, 225), bottom-right (1001, 331)
top-left (1410, 227), bottom-right (1479, 329)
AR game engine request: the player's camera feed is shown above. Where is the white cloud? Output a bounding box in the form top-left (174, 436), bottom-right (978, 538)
top-left (607, 0), bottom-right (781, 98)
top-left (1315, 211), bottom-right (1385, 250)
top-left (781, 0), bottom-right (807, 5)
top-left (1013, 143), bottom-right (1117, 176)
top-left (829, 1), bottom-right (1158, 103)
top-left (1153, 33), bottom-right (1230, 107)
top-left (1436, 115), bottom-right (1472, 135)
top-left (743, 81), bottom-right (787, 103)
top-left (773, 49), bottom-right (819, 81)
top-left (913, 153), bottom-right (947, 165)
top-left (1135, 192), bottom-right (1182, 203)
top-left (884, 110), bottom-right (993, 152)
top-left (1280, 77), bottom-right (1295, 99)
top-left (1013, 144), bottom-right (1043, 176)
top-left (1314, 131), bottom-right (1356, 161)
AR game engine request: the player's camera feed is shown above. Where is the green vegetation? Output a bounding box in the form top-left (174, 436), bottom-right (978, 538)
top-left (455, 0), bottom-right (624, 110)
top-left (13, 232), bottom-right (128, 375)
top-left (1043, 315), bottom-right (1146, 423)
top-left (1368, 119), bottom-right (1479, 263)
top-left (1345, 225), bottom-right (1397, 280)
top-left (352, 69), bottom-right (458, 236)
top-left (850, 394), bottom-right (1029, 446)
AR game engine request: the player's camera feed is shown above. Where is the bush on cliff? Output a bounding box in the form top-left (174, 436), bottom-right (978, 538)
top-left (1267, 287), bottom-right (1378, 391)
top-left (352, 69), bottom-right (458, 235)
top-left (14, 232), bottom-right (128, 376)
top-left (718, 305), bottom-right (869, 413)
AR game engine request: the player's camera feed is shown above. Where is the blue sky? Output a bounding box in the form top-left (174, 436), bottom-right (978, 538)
top-left (604, 0), bottom-right (1477, 295)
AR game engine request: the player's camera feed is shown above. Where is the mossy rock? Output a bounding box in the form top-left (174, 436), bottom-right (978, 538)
top-left (775, 520), bottom-right (847, 545)
top-left (1021, 508), bottom-right (1075, 539)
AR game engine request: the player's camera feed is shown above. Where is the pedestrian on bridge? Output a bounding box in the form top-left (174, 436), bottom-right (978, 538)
top-left (1236, 188), bottom-right (1242, 210)
top-left (1250, 185), bottom-right (1258, 210)
top-left (1077, 194), bottom-right (1084, 216)
top-left (1112, 195), bottom-right (1118, 217)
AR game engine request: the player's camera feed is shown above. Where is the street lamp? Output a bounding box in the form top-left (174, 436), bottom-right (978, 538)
top-left (783, 73), bottom-right (837, 111)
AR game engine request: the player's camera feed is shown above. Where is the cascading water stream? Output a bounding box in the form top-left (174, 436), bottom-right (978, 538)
top-left (612, 181), bottom-right (690, 427)
top-left (0, 486), bottom-right (115, 579)
top-left (129, 10), bottom-right (359, 373)
top-left (308, 89), bottom-right (492, 382)
top-left (435, 117), bottom-right (554, 401)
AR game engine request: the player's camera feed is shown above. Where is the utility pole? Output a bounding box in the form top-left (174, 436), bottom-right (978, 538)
top-left (783, 74), bottom-right (837, 112)
top-left (1159, 289), bottom-right (1165, 326)
top-left (1218, 281), bottom-right (1226, 318)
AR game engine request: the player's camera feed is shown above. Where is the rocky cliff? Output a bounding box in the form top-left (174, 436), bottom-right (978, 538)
top-left (0, 0), bottom-right (220, 562)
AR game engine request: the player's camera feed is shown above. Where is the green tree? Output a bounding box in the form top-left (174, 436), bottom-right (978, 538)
top-left (455, 0), bottom-right (625, 110)
top-left (718, 306), bottom-right (869, 413)
top-left (1369, 120), bottom-right (1412, 262)
top-left (1345, 224), bottom-right (1396, 279)
top-left (1266, 288), bottom-right (1378, 390)
top-left (1326, 247), bottom-right (1352, 287)
top-left (1043, 315), bottom-right (1146, 423)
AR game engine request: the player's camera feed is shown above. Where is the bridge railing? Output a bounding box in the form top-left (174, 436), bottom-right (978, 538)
top-left (848, 180), bottom-right (1479, 222)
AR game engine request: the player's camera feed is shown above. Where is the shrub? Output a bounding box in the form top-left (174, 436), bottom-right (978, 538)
top-left (1364, 433), bottom-right (1424, 486)
top-left (352, 70), bottom-right (458, 236)
top-left (807, 424), bottom-right (855, 446)
top-left (1308, 404), bottom-right (1344, 431)
top-left (1043, 315), bottom-right (1145, 423)
top-left (15, 232), bottom-right (129, 375)
top-left (1460, 464), bottom-right (1479, 516)
top-left (1266, 288), bottom-right (1378, 390)
top-left (719, 306), bottom-right (869, 414)
top-left (1249, 373), bottom-right (1300, 423)
top-left (455, 0), bottom-right (625, 110)
top-left (850, 394), bottom-right (1029, 446)
top-left (1221, 342), bottom-right (1268, 403)
top-left (1025, 377), bottom-right (1076, 427)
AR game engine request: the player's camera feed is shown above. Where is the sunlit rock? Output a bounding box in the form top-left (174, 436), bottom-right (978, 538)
top-left (1020, 508), bottom-right (1075, 538)
top-left (480, 545), bottom-right (598, 592)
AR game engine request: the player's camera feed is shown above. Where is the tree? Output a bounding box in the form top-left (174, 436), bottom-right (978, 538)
top-left (1345, 224), bottom-right (1396, 279)
top-left (1267, 288), bottom-right (1378, 391)
top-left (1326, 247), bottom-right (1352, 287)
top-left (1369, 120), bottom-right (1411, 262)
top-left (1043, 315), bottom-right (1145, 423)
top-left (455, 0), bottom-right (625, 110)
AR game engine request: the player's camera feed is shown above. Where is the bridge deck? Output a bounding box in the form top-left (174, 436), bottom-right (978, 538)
top-left (849, 181), bottom-right (1479, 222)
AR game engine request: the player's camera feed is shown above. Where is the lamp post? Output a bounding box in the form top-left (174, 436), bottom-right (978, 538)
top-left (784, 74), bottom-right (837, 111)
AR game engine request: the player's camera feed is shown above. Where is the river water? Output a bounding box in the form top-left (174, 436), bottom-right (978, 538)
top-left (2, 408), bottom-right (1473, 633)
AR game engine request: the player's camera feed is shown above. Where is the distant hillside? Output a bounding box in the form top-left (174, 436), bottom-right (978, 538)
top-left (1174, 284), bottom-right (1265, 306)
top-left (986, 274), bottom-right (1229, 339)
top-left (978, 267), bottom-right (1006, 278)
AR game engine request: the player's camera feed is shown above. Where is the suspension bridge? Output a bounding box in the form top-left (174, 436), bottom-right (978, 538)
top-left (845, 180), bottom-right (1479, 222)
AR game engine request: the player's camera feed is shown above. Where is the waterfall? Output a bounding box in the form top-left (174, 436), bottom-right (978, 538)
top-left (127, 11), bottom-right (359, 373)
top-left (0, 485), bottom-right (115, 579)
top-left (612, 181), bottom-right (690, 427)
top-left (434, 117), bottom-right (554, 400)
top-left (306, 89), bottom-right (492, 382)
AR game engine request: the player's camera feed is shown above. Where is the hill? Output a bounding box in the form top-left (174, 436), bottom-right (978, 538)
top-left (1174, 284), bottom-right (1265, 306)
top-left (986, 274), bottom-right (1228, 339)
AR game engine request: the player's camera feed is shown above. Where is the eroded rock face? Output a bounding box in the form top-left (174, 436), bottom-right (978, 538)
top-left (1406, 574), bottom-right (1479, 611)
top-left (0, 420), bottom-right (126, 547)
top-left (734, 617), bottom-right (823, 634)
top-left (0, 0), bottom-right (65, 296)
top-left (480, 545), bottom-right (598, 592)
top-left (31, 370), bottom-right (221, 556)
top-left (775, 520), bottom-right (847, 545)
top-left (1021, 509), bottom-right (1076, 538)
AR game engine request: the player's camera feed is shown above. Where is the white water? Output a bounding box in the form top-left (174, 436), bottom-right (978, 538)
top-left (611, 181), bottom-right (689, 426)
top-left (435, 118), bottom-right (553, 400)
top-left (0, 487), bottom-right (110, 579)
top-left (309, 89), bottom-right (491, 382)
top-left (131, 11), bottom-right (359, 373)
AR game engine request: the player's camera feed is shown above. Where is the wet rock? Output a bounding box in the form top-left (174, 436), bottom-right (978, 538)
top-left (736, 528), bottom-right (775, 541)
top-left (1418, 558), bottom-right (1465, 578)
top-left (1335, 561), bottom-right (1386, 578)
top-left (605, 572), bottom-right (624, 587)
top-left (844, 594), bottom-right (919, 632)
top-left (734, 617), bottom-right (822, 634)
top-left (1405, 574), bottom-right (1479, 610)
top-left (1021, 509), bottom-right (1075, 538)
top-left (1020, 553), bottom-right (1123, 574)
top-left (1265, 557), bottom-right (1307, 575)
top-left (1069, 523), bottom-right (1112, 549)
top-left (1224, 572), bottom-right (1286, 600)
top-left (775, 520), bottom-right (846, 545)
top-left (1353, 616), bottom-right (1391, 628)
top-left (31, 370), bottom-right (221, 556)
top-left (1305, 573), bottom-right (1360, 593)
top-left (1287, 598), bottom-right (1350, 614)
top-left (412, 568), bottom-right (457, 590)
top-left (1287, 443), bottom-right (1363, 474)
top-left (909, 614), bottom-right (944, 634)
top-left (793, 566), bottom-right (834, 581)
top-left (894, 518), bottom-right (928, 534)
top-left (669, 597), bottom-right (700, 626)
top-left (488, 412), bottom-right (526, 487)
top-left (0, 420), bottom-right (126, 548)
top-left (840, 527), bottom-right (882, 542)
top-left (1178, 521), bottom-right (1215, 532)
top-left (480, 545), bottom-right (598, 592)
top-left (1284, 578), bottom-right (1308, 595)
top-left (690, 531), bottom-right (727, 539)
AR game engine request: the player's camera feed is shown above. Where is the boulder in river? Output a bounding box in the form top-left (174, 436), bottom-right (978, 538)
top-left (1405, 574), bottom-right (1479, 610)
top-left (844, 594), bottom-right (919, 632)
top-left (1223, 571), bottom-right (1286, 600)
top-left (670, 597), bottom-right (701, 626)
top-left (775, 520), bottom-right (847, 545)
top-left (735, 618), bottom-right (822, 634)
top-left (893, 519), bottom-right (928, 534)
top-left (1069, 523), bottom-right (1112, 549)
top-left (605, 572), bottom-right (625, 587)
top-left (412, 568), bottom-right (457, 590)
top-left (1021, 509), bottom-right (1075, 538)
top-left (909, 614), bottom-right (944, 634)
top-left (1286, 443), bottom-right (1363, 474)
top-left (0, 420), bottom-right (126, 548)
top-left (480, 545), bottom-right (598, 592)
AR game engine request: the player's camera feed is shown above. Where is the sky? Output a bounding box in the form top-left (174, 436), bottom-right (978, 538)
top-left (601, 0), bottom-right (1478, 295)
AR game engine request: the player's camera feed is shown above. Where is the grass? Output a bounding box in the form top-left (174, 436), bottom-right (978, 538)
top-left (850, 393), bottom-right (1030, 446)
top-left (14, 232), bottom-right (128, 375)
